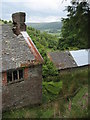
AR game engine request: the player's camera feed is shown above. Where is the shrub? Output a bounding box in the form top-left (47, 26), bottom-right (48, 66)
top-left (4, 20), bottom-right (7, 24)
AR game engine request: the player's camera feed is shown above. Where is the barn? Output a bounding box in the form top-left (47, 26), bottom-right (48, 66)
top-left (48, 49), bottom-right (89, 73)
top-left (0, 12), bottom-right (44, 111)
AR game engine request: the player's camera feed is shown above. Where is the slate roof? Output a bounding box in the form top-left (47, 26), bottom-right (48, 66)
top-left (0, 24), bottom-right (43, 72)
top-left (48, 49), bottom-right (89, 70)
top-left (48, 51), bottom-right (77, 70)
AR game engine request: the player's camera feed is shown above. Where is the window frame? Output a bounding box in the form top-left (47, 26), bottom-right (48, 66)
top-left (7, 69), bottom-right (24, 84)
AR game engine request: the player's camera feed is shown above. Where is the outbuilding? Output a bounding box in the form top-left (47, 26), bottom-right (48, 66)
top-left (48, 49), bottom-right (89, 74)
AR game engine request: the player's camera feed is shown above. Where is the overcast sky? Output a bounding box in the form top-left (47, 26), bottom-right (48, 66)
top-left (0, 0), bottom-right (71, 23)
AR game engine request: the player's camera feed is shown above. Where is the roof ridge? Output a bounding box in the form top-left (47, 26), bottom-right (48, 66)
top-left (21, 31), bottom-right (44, 63)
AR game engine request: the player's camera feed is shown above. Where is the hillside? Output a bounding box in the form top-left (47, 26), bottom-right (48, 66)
top-left (26, 26), bottom-right (59, 56)
top-left (26, 22), bottom-right (62, 36)
top-left (2, 17), bottom-right (89, 118)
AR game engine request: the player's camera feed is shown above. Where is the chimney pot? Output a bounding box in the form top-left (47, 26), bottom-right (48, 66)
top-left (12, 12), bottom-right (26, 35)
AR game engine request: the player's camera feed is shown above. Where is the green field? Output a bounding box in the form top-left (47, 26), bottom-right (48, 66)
top-left (0, 20), bottom-right (4, 24)
top-left (27, 22), bottom-right (62, 37)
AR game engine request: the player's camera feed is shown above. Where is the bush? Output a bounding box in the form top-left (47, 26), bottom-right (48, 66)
top-left (9, 20), bottom-right (12, 23)
top-left (4, 20), bottom-right (7, 24)
top-left (42, 59), bottom-right (59, 81)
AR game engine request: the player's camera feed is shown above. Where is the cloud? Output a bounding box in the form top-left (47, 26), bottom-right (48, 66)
top-left (28, 16), bottom-right (61, 23)
top-left (23, 0), bottom-right (58, 11)
top-left (1, 0), bottom-right (71, 22)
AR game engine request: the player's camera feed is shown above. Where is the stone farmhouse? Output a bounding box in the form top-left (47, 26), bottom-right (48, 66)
top-left (1, 12), bottom-right (44, 111)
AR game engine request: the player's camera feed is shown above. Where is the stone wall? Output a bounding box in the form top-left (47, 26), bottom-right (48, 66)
top-left (2, 64), bottom-right (42, 111)
top-left (59, 65), bottom-right (88, 75)
top-left (2, 72), bottom-right (7, 86)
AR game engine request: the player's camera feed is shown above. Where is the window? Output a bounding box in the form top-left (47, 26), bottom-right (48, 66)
top-left (13, 70), bottom-right (18, 80)
top-left (19, 70), bottom-right (23, 79)
top-left (7, 71), bottom-right (12, 83)
top-left (7, 69), bottom-right (23, 83)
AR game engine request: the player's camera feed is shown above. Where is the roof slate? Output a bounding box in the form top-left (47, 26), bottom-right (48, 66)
top-left (0, 24), bottom-right (42, 72)
top-left (48, 51), bottom-right (77, 70)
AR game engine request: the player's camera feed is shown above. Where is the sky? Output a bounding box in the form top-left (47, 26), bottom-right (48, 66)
top-left (0, 0), bottom-right (72, 23)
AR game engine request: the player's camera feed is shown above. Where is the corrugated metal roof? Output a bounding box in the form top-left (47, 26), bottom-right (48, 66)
top-left (70, 49), bottom-right (89, 66)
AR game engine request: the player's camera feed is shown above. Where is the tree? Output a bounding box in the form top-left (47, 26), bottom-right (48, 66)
top-left (9, 20), bottom-right (12, 23)
top-left (59, 1), bottom-right (90, 49)
top-left (4, 20), bottom-right (7, 24)
top-left (42, 59), bottom-right (59, 81)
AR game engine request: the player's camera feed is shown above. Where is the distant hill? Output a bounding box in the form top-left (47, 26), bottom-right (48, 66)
top-left (26, 22), bottom-right (62, 36)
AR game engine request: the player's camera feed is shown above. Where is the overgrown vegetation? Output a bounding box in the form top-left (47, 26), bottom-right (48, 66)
top-left (3, 68), bottom-right (88, 118)
top-left (27, 26), bottom-right (59, 82)
top-left (27, 26), bottom-right (59, 52)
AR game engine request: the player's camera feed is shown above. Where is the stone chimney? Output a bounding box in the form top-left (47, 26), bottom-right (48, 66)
top-left (12, 12), bottom-right (26, 35)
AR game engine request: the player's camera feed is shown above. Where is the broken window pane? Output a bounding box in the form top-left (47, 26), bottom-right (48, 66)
top-left (13, 70), bottom-right (18, 80)
top-left (19, 69), bottom-right (23, 79)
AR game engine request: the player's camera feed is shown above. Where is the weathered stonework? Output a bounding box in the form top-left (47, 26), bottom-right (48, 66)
top-left (59, 65), bottom-right (88, 75)
top-left (2, 64), bottom-right (42, 111)
top-left (1, 12), bottom-right (43, 112)
top-left (2, 72), bottom-right (7, 86)
top-left (12, 12), bottom-right (26, 35)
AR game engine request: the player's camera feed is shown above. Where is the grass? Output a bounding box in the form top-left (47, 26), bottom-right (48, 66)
top-left (72, 86), bottom-right (88, 103)
top-left (60, 68), bottom-right (88, 96)
top-left (65, 86), bottom-right (88, 118)
top-left (3, 104), bottom-right (54, 118)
